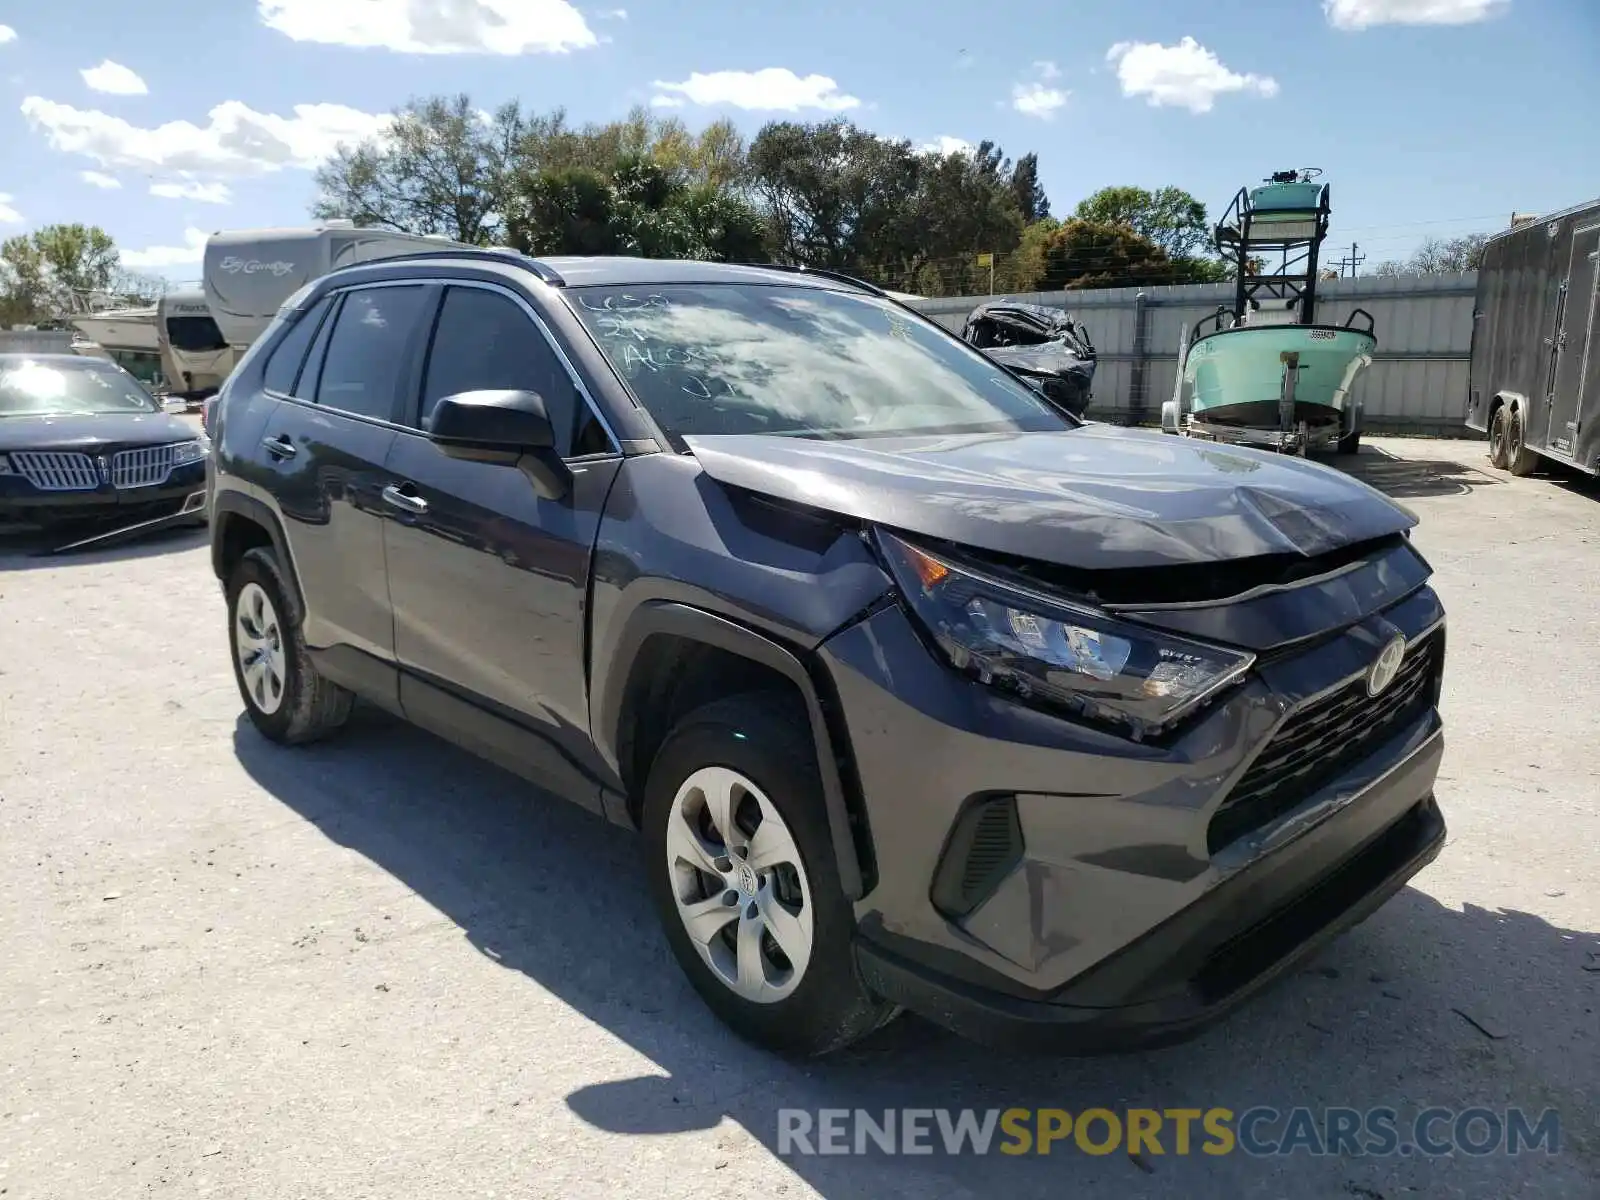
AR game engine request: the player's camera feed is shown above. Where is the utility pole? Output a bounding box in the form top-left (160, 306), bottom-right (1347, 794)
top-left (1332, 242), bottom-right (1365, 278)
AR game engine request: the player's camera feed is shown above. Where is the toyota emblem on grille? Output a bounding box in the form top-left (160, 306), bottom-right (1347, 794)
top-left (1367, 634), bottom-right (1407, 697)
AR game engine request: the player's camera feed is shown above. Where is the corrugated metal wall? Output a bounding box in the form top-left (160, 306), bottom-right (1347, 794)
top-left (909, 270), bottom-right (1479, 434)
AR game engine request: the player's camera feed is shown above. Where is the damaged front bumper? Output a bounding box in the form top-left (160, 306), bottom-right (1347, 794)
top-left (821, 572), bottom-right (1447, 1053)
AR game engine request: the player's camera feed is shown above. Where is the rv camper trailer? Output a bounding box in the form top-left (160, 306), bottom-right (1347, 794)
top-left (1466, 198), bottom-right (1600, 477)
top-left (202, 223), bottom-right (471, 352)
top-left (158, 287), bottom-right (234, 402)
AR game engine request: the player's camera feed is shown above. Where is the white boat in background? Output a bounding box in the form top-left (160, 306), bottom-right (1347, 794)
top-left (70, 304), bottom-right (160, 354)
top-left (68, 304), bottom-right (166, 386)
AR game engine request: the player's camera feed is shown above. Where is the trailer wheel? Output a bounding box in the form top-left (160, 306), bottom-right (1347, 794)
top-left (1506, 409), bottom-right (1540, 477)
top-left (1488, 406), bottom-right (1510, 469)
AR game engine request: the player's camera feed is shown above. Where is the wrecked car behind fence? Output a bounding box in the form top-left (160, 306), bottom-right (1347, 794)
top-left (961, 299), bottom-right (1098, 418)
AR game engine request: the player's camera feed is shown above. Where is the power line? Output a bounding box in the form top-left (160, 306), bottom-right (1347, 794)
top-left (1331, 242), bottom-right (1366, 278)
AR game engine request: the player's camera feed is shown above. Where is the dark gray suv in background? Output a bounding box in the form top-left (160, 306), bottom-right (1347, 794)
top-left (207, 251), bottom-right (1447, 1057)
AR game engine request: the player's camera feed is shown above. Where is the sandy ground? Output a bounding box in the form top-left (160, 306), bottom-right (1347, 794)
top-left (1, 435), bottom-right (1596, 1199)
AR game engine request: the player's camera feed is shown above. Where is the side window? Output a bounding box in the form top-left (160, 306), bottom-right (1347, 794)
top-left (420, 286), bottom-right (608, 457)
top-left (262, 297), bottom-right (333, 396)
top-left (313, 285), bottom-right (430, 421)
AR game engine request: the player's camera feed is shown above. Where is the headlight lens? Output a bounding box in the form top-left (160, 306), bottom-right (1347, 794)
top-left (170, 437), bottom-right (210, 466)
top-left (877, 531), bottom-right (1255, 740)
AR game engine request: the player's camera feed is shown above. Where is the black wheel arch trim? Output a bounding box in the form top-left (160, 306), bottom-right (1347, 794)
top-left (210, 490), bottom-right (304, 617)
top-left (595, 600), bottom-right (869, 900)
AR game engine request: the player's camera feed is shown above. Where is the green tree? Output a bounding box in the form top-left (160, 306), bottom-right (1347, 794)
top-left (313, 94), bottom-right (529, 244)
top-left (748, 119), bottom-right (925, 273)
top-left (1038, 219), bottom-right (1174, 291)
top-left (1008, 152), bottom-right (1050, 222)
top-left (1074, 185), bottom-right (1211, 259)
top-left (0, 223), bottom-right (121, 326)
top-left (504, 153), bottom-right (767, 262)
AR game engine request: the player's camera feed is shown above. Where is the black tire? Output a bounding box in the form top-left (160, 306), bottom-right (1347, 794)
top-left (1488, 405), bottom-right (1510, 469)
top-left (1336, 429), bottom-right (1362, 456)
top-left (1506, 408), bottom-right (1540, 477)
top-left (641, 692), bottom-right (898, 1057)
top-left (226, 546), bottom-right (354, 744)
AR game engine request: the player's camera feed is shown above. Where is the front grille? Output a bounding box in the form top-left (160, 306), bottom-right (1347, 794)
top-left (1208, 631), bottom-right (1443, 853)
top-left (11, 450), bottom-right (99, 491)
top-left (110, 444), bottom-right (179, 488)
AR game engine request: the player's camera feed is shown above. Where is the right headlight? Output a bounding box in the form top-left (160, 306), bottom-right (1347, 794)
top-left (877, 531), bottom-right (1255, 741)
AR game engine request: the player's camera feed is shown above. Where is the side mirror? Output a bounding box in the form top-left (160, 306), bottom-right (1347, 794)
top-left (427, 389), bottom-right (570, 499)
top-left (428, 389), bottom-right (556, 451)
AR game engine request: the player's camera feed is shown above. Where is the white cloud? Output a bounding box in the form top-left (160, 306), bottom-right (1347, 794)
top-left (0, 25), bottom-right (17, 45)
top-left (81, 170), bottom-right (121, 189)
top-left (918, 136), bottom-right (974, 156)
top-left (21, 96), bottom-right (392, 176)
top-left (1011, 63), bottom-right (1068, 119)
top-left (81, 59), bottom-right (148, 96)
top-left (1324, 0), bottom-right (1508, 28)
top-left (259, 0), bottom-right (596, 54)
top-left (0, 193), bottom-right (21, 223)
top-left (595, 7), bottom-right (627, 17)
top-left (150, 178), bottom-right (233, 204)
top-left (1105, 37), bottom-right (1278, 114)
top-left (121, 228), bottom-right (209, 269)
top-left (650, 68), bottom-right (861, 112)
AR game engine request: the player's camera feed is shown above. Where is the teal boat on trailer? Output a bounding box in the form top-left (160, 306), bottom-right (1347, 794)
top-left (1164, 169), bottom-right (1377, 456)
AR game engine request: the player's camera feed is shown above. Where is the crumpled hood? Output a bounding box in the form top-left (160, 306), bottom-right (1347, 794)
top-left (0, 411), bottom-right (197, 453)
top-left (684, 425), bottom-right (1417, 570)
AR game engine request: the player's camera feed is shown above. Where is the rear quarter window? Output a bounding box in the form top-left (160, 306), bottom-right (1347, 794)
top-left (262, 297), bottom-right (333, 396)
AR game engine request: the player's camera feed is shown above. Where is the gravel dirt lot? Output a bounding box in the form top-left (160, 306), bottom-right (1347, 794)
top-left (2, 435), bottom-right (1596, 1199)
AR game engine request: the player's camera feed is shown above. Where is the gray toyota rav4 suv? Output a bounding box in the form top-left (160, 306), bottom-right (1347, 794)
top-left (207, 251), bottom-right (1447, 1057)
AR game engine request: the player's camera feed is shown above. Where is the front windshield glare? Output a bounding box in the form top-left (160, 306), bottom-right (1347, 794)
top-left (568, 283), bottom-right (1075, 440)
top-left (0, 361), bottom-right (158, 416)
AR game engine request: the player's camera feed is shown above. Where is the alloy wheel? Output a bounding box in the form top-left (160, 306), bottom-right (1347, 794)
top-left (664, 765), bottom-right (815, 1003)
top-left (234, 581), bottom-right (287, 716)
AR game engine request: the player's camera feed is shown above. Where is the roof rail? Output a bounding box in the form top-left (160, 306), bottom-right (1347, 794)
top-left (733, 261), bottom-right (889, 297)
top-left (326, 247), bottom-right (566, 286)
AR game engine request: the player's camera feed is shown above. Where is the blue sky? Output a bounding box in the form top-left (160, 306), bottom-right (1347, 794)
top-left (1, 0), bottom-right (1594, 280)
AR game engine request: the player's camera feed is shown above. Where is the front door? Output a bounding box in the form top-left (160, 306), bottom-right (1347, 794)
top-left (1547, 223), bottom-right (1600, 459)
top-left (258, 281), bottom-right (434, 696)
top-left (381, 281), bottom-right (624, 802)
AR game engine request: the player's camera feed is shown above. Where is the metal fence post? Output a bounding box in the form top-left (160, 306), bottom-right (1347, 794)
top-left (1128, 291), bottom-right (1149, 426)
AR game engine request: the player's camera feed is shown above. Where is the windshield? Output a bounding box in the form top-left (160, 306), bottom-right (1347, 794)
top-left (568, 283), bottom-right (1077, 440)
top-left (0, 359), bottom-right (159, 417)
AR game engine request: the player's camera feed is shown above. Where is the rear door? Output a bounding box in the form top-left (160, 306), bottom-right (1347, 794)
top-left (381, 280), bottom-right (623, 800)
top-left (1547, 222), bottom-right (1600, 459)
top-left (257, 281), bottom-right (435, 698)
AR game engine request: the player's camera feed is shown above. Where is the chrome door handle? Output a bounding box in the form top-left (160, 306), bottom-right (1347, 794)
top-left (261, 434), bottom-right (296, 459)
top-left (381, 483), bottom-right (428, 515)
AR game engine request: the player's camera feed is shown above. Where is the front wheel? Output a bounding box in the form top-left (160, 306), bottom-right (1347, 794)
top-left (641, 693), bottom-right (898, 1057)
top-left (226, 547), bottom-right (354, 744)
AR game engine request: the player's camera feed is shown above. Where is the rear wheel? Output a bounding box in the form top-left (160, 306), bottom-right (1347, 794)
top-left (1506, 408), bottom-right (1540, 477)
top-left (641, 692), bottom-right (898, 1057)
top-left (1488, 405), bottom-right (1510, 469)
top-left (226, 547), bottom-right (354, 744)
